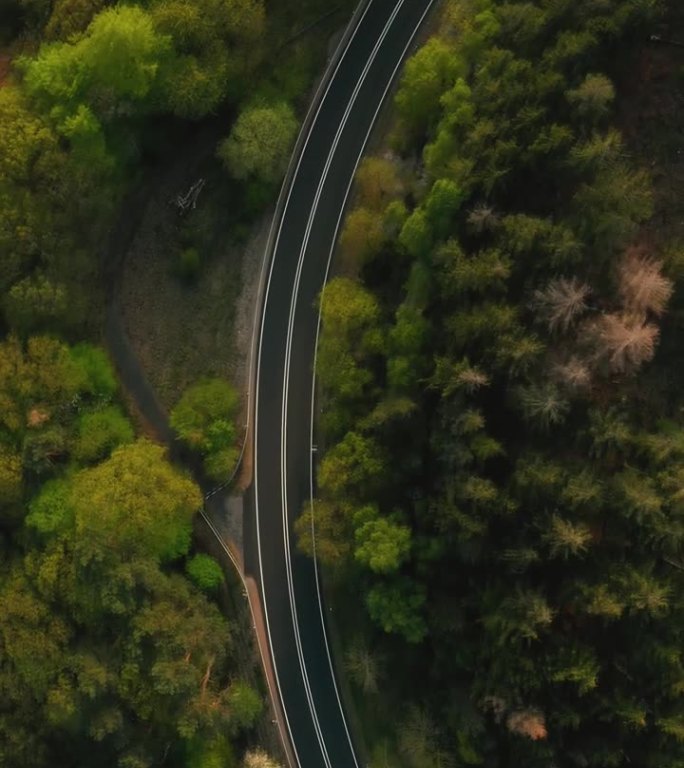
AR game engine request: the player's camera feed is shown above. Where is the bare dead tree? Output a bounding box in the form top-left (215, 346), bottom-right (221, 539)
top-left (591, 313), bottom-right (659, 373)
top-left (532, 277), bottom-right (591, 333)
top-left (430, 357), bottom-right (490, 396)
top-left (455, 362), bottom-right (490, 392)
top-left (467, 204), bottom-right (500, 233)
top-left (345, 640), bottom-right (383, 694)
top-left (506, 709), bottom-right (548, 741)
top-left (243, 750), bottom-right (283, 768)
top-left (399, 706), bottom-right (455, 768)
top-left (551, 356), bottom-right (592, 390)
top-left (618, 249), bottom-right (673, 316)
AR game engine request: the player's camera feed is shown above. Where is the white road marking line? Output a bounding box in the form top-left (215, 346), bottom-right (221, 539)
top-left (253, 1), bottom-right (377, 766)
top-left (279, 3), bottom-right (407, 767)
top-left (307, 0), bottom-right (438, 759)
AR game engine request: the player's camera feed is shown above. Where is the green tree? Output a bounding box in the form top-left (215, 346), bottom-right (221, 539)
top-left (424, 178), bottom-right (464, 238)
top-left (217, 101), bottom-right (297, 186)
top-left (566, 73), bottom-right (615, 122)
top-left (26, 477), bottom-right (73, 536)
top-left (549, 645), bottom-right (600, 695)
top-left (3, 275), bottom-right (68, 335)
top-left (22, 425), bottom-right (68, 477)
top-left (0, 87), bottom-right (77, 310)
top-left (366, 579), bottom-right (427, 643)
top-left (226, 681), bottom-right (262, 732)
top-left (170, 378), bottom-right (240, 482)
top-left (353, 506), bottom-right (411, 574)
top-left (71, 440), bottom-right (201, 565)
top-left (355, 156), bottom-right (403, 210)
top-left (542, 514), bottom-right (592, 559)
top-left (387, 302), bottom-right (429, 392)
top-left (23, 5), bottom-right (171, 117)
top-left (483, 589), bottom-right (554, 645)
top-left (572, 163), bottom-right (653, 250)
top-left (152, 0), bottom-right (264, 117)
top-left (0, 569), bottom-right (70, 698)
top-left (295, 499), bottom-right (353, 567)
top-left (395, 37), bottom-right (464, 138)
top-left (517, 383), bottom-right (570, 429)
top-left (44, 0), bottom-right (105, 41)
top-left (186, 553), bottom-right (224, 593)
top-left (69, 343), bottom-right (117, 398)
top-left (0, 336), bottom-right (87, 440)
top-left (318, 432), bottom-right (384, 499)
top-left (0, 446), bottom-right (23, 511)
top-left (338, 207), bottom-right (385, 270)
top-left (317, 278), bottom-right (382, 427)
top-left (436, 241), bottom-right (510, 297)
top-left (72, 406), bottom-right (134, 464)
top-left (186, 735), bottom-right (235, 768)
top-left (398, 208), bottom-right (432, 258)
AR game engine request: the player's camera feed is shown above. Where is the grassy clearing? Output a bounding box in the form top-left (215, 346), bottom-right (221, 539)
top-left (119, 154), bottom-right (250, 412)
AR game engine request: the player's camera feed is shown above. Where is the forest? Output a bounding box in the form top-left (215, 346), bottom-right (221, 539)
top-left (4, 0), bottom-right (684, 765)
top-left (0, 0), bottom-right (351, 765)
top-left (302, 0), bottom-right (684, 766)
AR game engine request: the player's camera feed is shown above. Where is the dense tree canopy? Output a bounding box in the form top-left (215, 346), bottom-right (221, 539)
top-left (0, 0), bottom-right (351, 766)
top-left (306, 0), bottom-right (684, 766)
top-left (0, 341), bottom-right (262, 766)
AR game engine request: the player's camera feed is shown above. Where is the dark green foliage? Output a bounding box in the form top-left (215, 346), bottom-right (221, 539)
top-left (0, 86), bottom-right (108, 336)
top-left (226, 680), bottom-right (263, 732)
top-left (366, 579), bottom-right (427, 644)
top-left (303, 0), bottom-right (684, 765)
top-left (151, 0), bottom-right (264, 117)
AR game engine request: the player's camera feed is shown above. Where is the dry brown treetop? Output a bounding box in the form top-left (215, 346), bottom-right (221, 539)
top-left (532, 277), bottom-right (591, 333)
top-left (455, 365), bottom-right (490, 392)
top-left (591, 312), bottom-right (659, 373)
top-left (618, 248), bottom-right (673, 316)
top-left (552, 356), bottom-right (592, 390)
top-left (506, 709), bottom-right (548, 741)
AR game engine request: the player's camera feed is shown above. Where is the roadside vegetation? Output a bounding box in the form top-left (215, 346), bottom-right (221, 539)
top-left (305, 1), bottom-right (684, 766)
top-left (170, 377), bottom-right (241, 482)
top-left (0, 337), bottom-right (263, 767)
top-left (114, 0), bottom-right (353, 411)
top-left (0, 0), bottom-right (355, 765)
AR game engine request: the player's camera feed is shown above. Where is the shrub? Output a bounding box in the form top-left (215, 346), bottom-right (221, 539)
top-left (186, 553), bottom-right (224, 593)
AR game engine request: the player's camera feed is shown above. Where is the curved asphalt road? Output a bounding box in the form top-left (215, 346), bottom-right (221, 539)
top-left (248, 1), bottom-right (436, 767)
